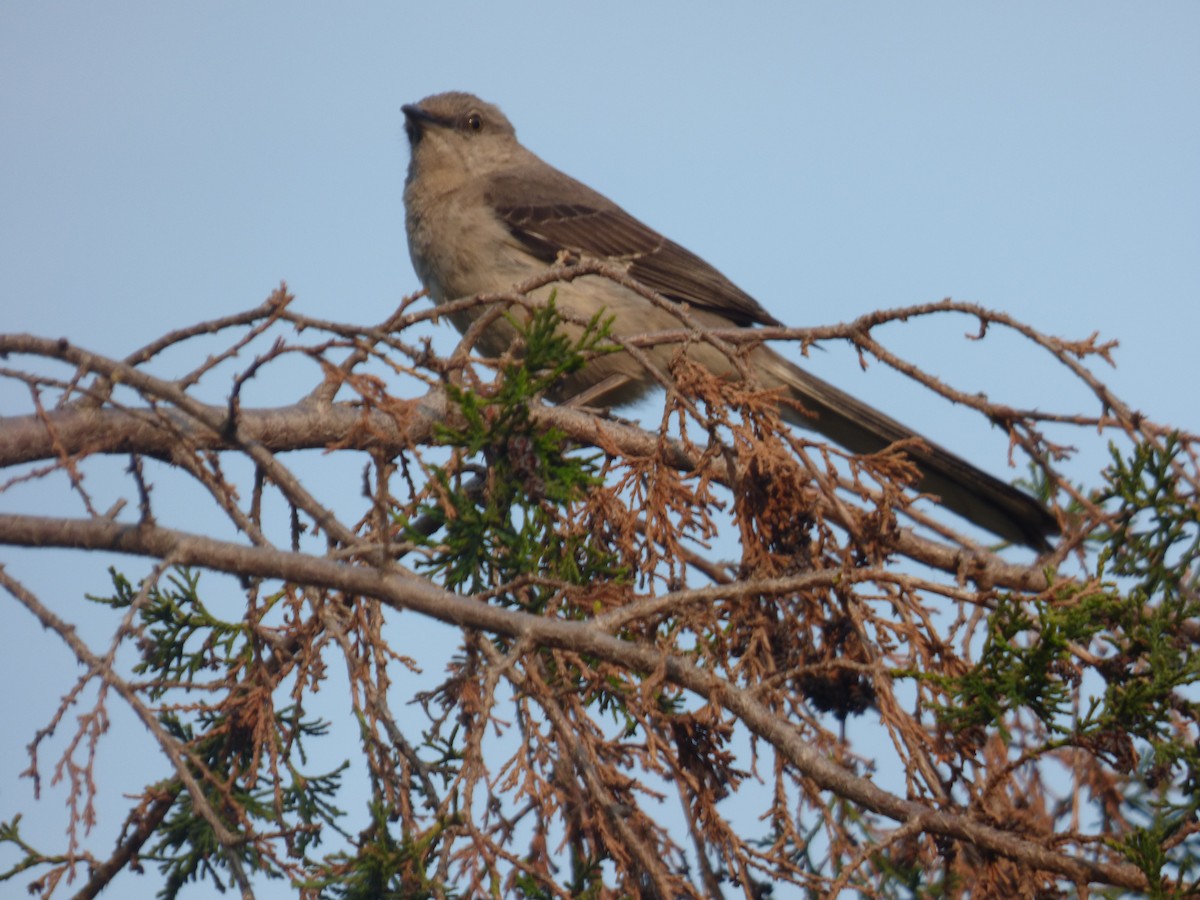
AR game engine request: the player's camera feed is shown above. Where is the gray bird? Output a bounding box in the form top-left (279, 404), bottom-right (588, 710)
top-left (401, 91), bottom-right (1058, 549)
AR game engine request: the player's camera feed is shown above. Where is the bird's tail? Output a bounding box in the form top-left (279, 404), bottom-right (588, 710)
top-left (753, 347), bottom-right (1058, 550)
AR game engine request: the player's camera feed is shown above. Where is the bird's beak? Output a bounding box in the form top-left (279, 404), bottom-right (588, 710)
top-left (402, 103), bottom-right (442, 144)
top-left (401, 103), bottom-right (432, 124)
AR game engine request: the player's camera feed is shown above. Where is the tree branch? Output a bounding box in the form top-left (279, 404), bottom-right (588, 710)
top-left (0, 512), bottom-right (1149, 891)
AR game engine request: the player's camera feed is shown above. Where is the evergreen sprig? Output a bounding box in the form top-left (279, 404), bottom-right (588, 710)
top-left (407, 298), bottom-right (629, 607)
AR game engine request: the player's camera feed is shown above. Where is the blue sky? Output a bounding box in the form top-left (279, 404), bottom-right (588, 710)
top-left (1, 4), bottom-right (1197, 896)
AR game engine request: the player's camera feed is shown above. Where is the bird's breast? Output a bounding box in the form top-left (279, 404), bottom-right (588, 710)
top-left (407, 189), bottom-right (536, 301)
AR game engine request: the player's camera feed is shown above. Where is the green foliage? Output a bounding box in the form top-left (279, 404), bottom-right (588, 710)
top-left (1094, 436), bottom-right (1200, 892)
top-left (512, 852), bottom-right (605, 898)
top-left (406, 297), bottom-right (628, 608)
top-left (304, 804), bottom-right (457, 900)
top-left (1097, 434), bottom-right (1200, 596)
top-left (88, 569), bottom-right (351, 899)
top-left (930, 436), bottom-right (1200, 892)
top-left (932, 592), bottom-right (1089, 741)
top-left (89, 567), bottom-right (254, 697)
top-left (0, 815), bottom-right (64, 889)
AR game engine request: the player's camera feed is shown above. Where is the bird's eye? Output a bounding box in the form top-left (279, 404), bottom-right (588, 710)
top-left (466, 112), bottom-right (482, 132)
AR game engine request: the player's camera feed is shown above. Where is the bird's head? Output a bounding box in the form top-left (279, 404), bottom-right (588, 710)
top-left (402, 92), bottom-right (520, 189)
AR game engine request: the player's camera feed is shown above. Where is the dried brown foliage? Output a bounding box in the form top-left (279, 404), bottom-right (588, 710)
top-left (1, 272), bottom-right (1198, 898)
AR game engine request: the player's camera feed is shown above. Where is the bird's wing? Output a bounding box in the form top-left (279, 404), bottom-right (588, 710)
top-left (486, 170), bottom-right (781, 329)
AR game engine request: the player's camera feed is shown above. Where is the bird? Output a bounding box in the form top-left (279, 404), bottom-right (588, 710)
top-left (401, 91), bottom-right (1058, 550)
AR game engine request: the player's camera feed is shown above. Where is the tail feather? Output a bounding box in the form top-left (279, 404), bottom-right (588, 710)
top-left (756, 347), bottom-right (1058, 550)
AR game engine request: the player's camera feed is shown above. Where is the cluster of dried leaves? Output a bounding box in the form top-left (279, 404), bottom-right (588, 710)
top-left (1, 273), bottom-right (1197, 897)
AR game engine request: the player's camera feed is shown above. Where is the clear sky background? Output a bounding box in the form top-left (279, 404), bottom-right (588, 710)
top-left (1, 4), bottom-right (1197, 897)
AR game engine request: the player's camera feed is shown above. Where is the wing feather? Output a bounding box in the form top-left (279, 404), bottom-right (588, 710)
top-left (486, 170), bottom-right (781, 328)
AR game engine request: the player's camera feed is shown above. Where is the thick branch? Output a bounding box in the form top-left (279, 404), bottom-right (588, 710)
top-left (1, 393), bottom-right (1050, 589)
top-left (0, 399), bottom-right (437, 469)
